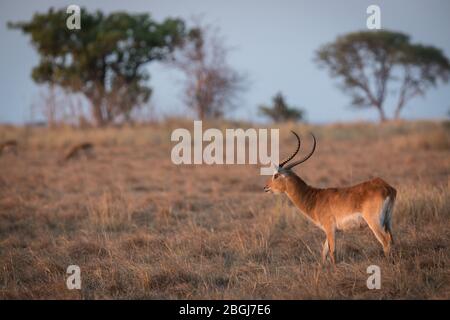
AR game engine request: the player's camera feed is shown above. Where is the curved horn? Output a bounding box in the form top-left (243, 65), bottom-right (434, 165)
top-left (284, 133), bottom-right (316, 170)
top-left (279, 131), bottom-right (301, 168)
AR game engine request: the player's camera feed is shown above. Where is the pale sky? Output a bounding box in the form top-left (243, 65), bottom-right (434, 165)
top-left (0, 0), bottom-right (449, 124)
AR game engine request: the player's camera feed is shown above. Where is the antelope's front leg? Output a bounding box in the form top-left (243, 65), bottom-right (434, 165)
top-left (325, 227), bottom-right (336, 265)
top-left (322, 239), bottom-right (329, 263)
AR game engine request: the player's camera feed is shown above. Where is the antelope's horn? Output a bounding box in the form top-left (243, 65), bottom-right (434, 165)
top-left (284, 133), bottom-right (316, 170)
top-left (279, 131), bottom-right (301, 168)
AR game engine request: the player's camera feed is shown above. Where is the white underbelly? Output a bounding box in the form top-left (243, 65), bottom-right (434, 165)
top-left (336, 213), bottom-right (366, 230)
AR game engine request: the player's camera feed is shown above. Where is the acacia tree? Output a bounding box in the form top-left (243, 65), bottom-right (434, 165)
top-left (171, 23), bottom-right (246, 119)
top-left (9, 8), bottom-right (187, 126)
top-left (259, 92), bottom-right (304, 122)
top-left (394, 44), bottom-right (450, 119)
top-left (316, 31), bottom-right (450, 122)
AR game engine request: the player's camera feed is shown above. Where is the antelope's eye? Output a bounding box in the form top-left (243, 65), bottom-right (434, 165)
top-left (273, 173), bottom-right (280, 179)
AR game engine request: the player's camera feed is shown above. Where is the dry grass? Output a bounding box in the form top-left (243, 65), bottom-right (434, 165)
top-left (0, 120), bottom-right (449, 299)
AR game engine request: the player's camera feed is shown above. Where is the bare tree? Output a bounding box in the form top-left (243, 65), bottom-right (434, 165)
top-left (39, 84), bottom-right (59, 128)
top-left (33, 85), bottom-right (90, 128)
top-left (171, 22), bottom-right (246, 119)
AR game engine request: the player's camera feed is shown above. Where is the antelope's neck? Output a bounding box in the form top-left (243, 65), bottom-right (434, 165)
top-left (284, 175), bottom-right (318, 222)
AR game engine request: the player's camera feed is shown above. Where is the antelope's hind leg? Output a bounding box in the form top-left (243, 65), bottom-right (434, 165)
top-left (363, 205), bottom-right (392, 257)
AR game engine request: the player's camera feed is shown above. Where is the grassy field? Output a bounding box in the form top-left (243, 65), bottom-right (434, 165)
top-left (0, 120), bottom-right (449, 299)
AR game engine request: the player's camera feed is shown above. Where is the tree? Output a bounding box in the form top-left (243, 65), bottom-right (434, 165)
top-left (316, 30), bottom-right (450, 122)
top-left (259, 92), bottom-right (304, 122)
top-left (394, 44), bottom-right (450, 120)
top-left (170, 22), bottom-right (246, 120)
top-left (31, 85), bottom-right (87, 128)
top-left (9, 8), bottom-right (187, 126)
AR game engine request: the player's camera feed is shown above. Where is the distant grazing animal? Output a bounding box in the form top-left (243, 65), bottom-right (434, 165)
top-left (264, 131), bottom-right (396, 264)
top-left (62, 142), bottom-right (95, 162)
top-left (0, 140), bottom-right (18, 156)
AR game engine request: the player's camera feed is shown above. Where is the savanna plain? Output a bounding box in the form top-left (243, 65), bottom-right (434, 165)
top-left (0, 120), bottom-right (449, 299)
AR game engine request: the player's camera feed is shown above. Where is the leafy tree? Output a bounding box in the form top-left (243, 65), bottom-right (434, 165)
top-left (259, 92), bottom-right (304, 122)
top-left (316, 30), bottom-right (450, 122)
top-left (9, 8), bottom-right (187, 126)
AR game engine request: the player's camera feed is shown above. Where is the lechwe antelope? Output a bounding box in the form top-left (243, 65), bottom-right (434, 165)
top-left (0, 140), bottom-right (18, 156)
top-left (264, 131), bottom-right (396, 264)
top-left (61, 142), bottom-right (94, 163)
